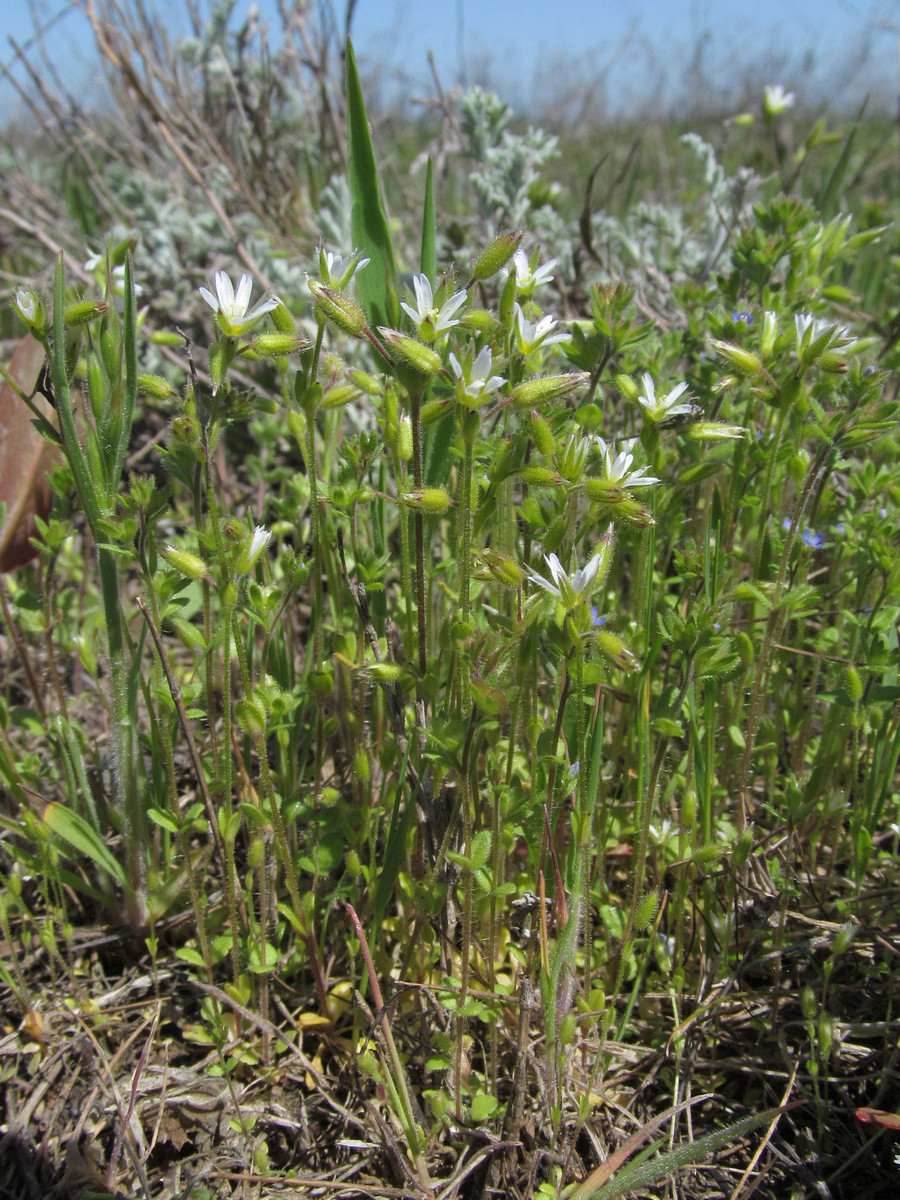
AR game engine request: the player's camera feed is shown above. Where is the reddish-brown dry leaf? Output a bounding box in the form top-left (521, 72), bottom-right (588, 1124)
top-left (0, 334), bottom-right (57, 572)
top-left (856, 1107), bottom-right (900, 1131)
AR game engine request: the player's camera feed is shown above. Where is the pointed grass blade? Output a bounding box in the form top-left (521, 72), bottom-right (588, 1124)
top-left (346, 38), bottom-right (399, 332)
top-left (420, 156), bottom-right (436, 285)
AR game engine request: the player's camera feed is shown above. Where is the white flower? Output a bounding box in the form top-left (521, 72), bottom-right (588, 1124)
top-left (505, 248), bottom-right (557, 298)
top-left (594, 437), bottom-right (659, 489)
top-left (763, 84), bottom-right (795, 118)
top-left (318, 247), bottom-right (370, 290)
top-left (636, 374), bottom-right (694, 423)
top-left (526, 549), bottom-right (605, 608)
top-left (400, 274), bottom-right (466, 342)
top-left (199, 270), bottom-right (278, 337)
top-left (14, 289), bottom-right (39, 325)
top-left (448, 346), bottom-right (505, 407)
top-left (235, 524), bottom-right (272, 576)
top-left (514, 304), bottom-right (570, 357)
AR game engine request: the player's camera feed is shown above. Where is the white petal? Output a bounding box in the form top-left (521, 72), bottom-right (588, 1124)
top-left (215, 270), bottom-right (235, 308)
top-left (472, 346), bottom-right (493, 380)
top-left (412, 274), bottom-right (432, 313)
top-left (234, 274), bottom-right (253, 316)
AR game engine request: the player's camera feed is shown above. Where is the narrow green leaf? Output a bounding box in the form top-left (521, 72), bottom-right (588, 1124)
top-left (583, 1106), bottom-right (789, 1200)
top-left (420, 156), bottom-right (436, 285)
top-left (816, 117), bottom-right (858, 218)
top-left (112, 252), bottom-right (138, 490)
top-left (373, 728), bottom-right (415, 918)
top-left (52, 255), bottom-right (102, 534)
top-left (346, 38), bottom-right (399, 331)
top-left (43, 801), bottom-right (127, 888)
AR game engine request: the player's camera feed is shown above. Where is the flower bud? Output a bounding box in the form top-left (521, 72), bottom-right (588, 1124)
top-left (476, 549), bottom-right (525, 587)
top-left (270, 300), bottom-right (297, 335)
top-left (584, 479), bottom-right (629, 503)
top-left (817, 1012), bottom-right (834, 1062)
top-left (420, 397), bottom-right (454, 425)
top-left (733, 826), bottom-right (754, 868)
top-left (530, 411), bottom-right (556, 458)
top-left (596, 629), bottom-right (639, 672)
top-left (498, 271), bottom-right (518, 327)
top-left (13, 289), bottom-right (47, 337)
top-left (520, 465), bottom-right (563, 487)
top-left (711, 339), bottom-right (765, 377)
top-left (87, 353), bottom-right (105, 419)
top-left (845, 665), bottom-right (863, 704)
top-left (511, 373), bottom-right (589, 407)
top-left (470, 230), bottom-right (523, 282)
top-left (609, 496), bottom-right (655, 528)
top-left (308, 280), bottom-right (366, 337)
top-left (321, 382), bottom-right (363, 410)
top-left (832, 921), bottom-right (856, 956)
top-left (736, 631), bottom-right (754, 666)
top-left (401, 488), bottom-right (452, 514)
top-left (634, 891), bottom-right (659, 932)
top-left (248, 332), bottom-right (310, 358)
top-left (137, 374), bottom-right (176, 400)
top-left (396, 416), bottom-right (413, 462)
top-left (760, 310), bottom-right (778, 359)
top-left (683, 422), bottom-right (746, 441)
top-left (286, 409), bottom-right (306, 444)
top-left (347, 369), bottom-right (382, 396)
top-left (613, 372), bottom-right (640, 403)
top-left (64, 299), bottom-right (108, 327)
top-left (235, 698), bottom-right (267, 737)
top-left (160, 544), bottom-right (212, 582)
top-left (378, 328), bottom-right (442, 388)
top-left (459, 309), bottom-right (499, 335)
top-left (309, 665), bottom-right (335, 696)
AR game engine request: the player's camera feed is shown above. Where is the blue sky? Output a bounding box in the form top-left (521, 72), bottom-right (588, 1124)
top-left (1, 0), bottom-right (897, 116)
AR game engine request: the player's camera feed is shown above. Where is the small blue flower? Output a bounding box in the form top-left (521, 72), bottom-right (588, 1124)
top-left (590, 606), bottom-right (607, 628)
top-left (863, 365), bottom-right (876, 378)
top-left (802, 528), bottom-right (825, 549)
top-left (835, 522), bottom-right (846, 535)
top-left (782, 516), bottom-right (792, 531)
top-left (879, 507), bottom-right (888, 519)
top-left (733, 310), bottom-right (754, 325)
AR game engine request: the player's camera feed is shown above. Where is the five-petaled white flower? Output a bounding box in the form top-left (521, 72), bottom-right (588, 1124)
top-left (448, 346), bottom-right (505, 407)
top-left (514, 304), bottom-right (570, 357)
top-left (526, 550), bottom-right (605, 609)
top-left (505, 249), bottom-right (557, 299)
top-left (762, 84), bottom-right (795, 119)
top-left (318, 247), bottom-right (370, 290)
top-left (401, 274), bottom-right (466, 343)
top-left (200, 270), bottom-right (278, 337)
top-left (594, 437), bottom-right (659, 489)
top-left (636, 374), bottom-right (693, 423)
